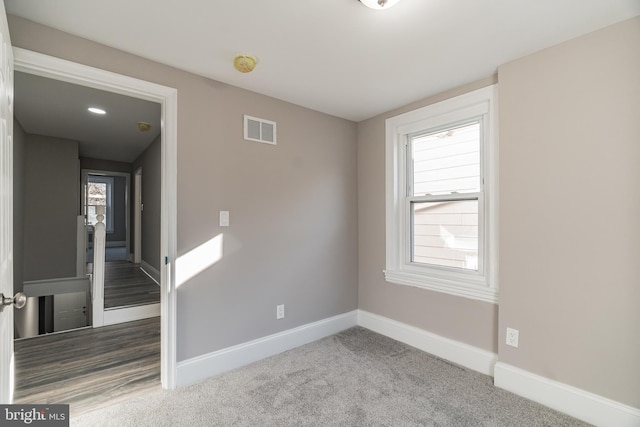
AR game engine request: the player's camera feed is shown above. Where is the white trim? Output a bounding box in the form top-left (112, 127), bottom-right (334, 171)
top-left (175, 309), bottom-right (498, 389)
top-left (14, 48), bottom-right (173, 103)
top-left (103, 303), bottom-right (160, 326)
top-left (176, 310), bottom-right (358, 387)
top-left (358, 310), bottom-right (497, 376)
top-left (494, 362), bottom-right (640, 427)
top-left (133, 168), bottom-right (142, 264)
top-left (14, 47), bottom-right (179, 390)
top-left (161, 81), bottom-right (179, 390)
top-left (92, 220), bottom-right (106, 328)
top-left (140, 260), bottom-right (160, 285)
top-left (92, 294), bottom-right (104, 327)
top-left (23, 276), bottom-right (90, 297)
top-left (384, 270), bottom-right (498, 304)
top-left (385, 85), bottom-right (499, 304)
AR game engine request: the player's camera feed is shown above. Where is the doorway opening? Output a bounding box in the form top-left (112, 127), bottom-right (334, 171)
top-left (12, 48), bottom-right (177, 397)
top-left (84, 171), bottom-right (131, 264)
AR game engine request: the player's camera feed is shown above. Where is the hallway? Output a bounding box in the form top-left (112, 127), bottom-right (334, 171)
top-left (13, 317), bottom-right (160, 416)
top-left (104, 261), bottom-right (160, 309)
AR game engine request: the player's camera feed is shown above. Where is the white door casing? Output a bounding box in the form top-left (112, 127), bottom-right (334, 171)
top-left (12, 48), bottom-right (178, 390)
top-left (0, 0), bottom-right (14, 404)
top-left (134, 168), bottom-right (142, 264)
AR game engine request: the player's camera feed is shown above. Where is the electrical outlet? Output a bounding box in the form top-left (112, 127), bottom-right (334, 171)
top-left (276, 304), bottom-right (285, 320)
top-left (506, 327), bottom-right (519, 348)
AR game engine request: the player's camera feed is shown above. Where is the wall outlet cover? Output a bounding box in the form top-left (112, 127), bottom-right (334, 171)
top-left (506, 327), bottom-right (519, 348)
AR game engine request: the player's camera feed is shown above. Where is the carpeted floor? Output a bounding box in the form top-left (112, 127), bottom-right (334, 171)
top-left (72, 327), bottom-right (590, 426)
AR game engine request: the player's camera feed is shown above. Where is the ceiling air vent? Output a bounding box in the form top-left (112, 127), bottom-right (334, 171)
top-left (244, 115), bottom-right (277, 145)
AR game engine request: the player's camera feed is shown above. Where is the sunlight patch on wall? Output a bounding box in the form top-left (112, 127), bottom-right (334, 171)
top-left (175, 234), bottom-right (224, 288)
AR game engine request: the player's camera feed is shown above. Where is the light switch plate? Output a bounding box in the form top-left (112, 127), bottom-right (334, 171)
top-left (219, 211), bottom-right (229, 227)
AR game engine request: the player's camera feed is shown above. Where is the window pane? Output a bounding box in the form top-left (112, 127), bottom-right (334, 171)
top-left (412, 122), bottom-right (480, 196)
top-left (87, 205), bottom-right (97, 226)
top-left (88, 182), bottom-right (107, 206)
top-left (87, 182), bottom-right (108, 226)
top-left (412, 200), bottom-right (478, 270)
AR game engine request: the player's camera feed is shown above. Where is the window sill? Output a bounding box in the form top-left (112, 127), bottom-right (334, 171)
top-left (383, 269), bottom-right (498, 304)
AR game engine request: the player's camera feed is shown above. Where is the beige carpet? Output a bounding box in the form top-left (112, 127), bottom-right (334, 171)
top-left (72, 327), bottom-right (590, 426)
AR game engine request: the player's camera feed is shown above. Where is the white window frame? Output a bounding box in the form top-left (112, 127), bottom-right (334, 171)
top-left (385, 85), bottom-right (498, 303)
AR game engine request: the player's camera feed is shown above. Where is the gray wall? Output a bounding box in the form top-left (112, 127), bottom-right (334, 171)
top-left (359, 17), bottom-right (640, 409)
top-left (80, 157), bottom-right (131, 174)
top-left (358, 76), bottom-right (499, 354)
top-left (23, 133), bottom-right (79, 281)
top-left (7, 15), bottom-right (359, 362)
top-left (109, 175), bottom-right (127, 242)
top-left (13, 119), bottom-right (25, 292)
top-left (132, 136), bottom-right (161, 271)
top-left (498, 17), bottom-right (640, 408)
top-left (7, 10), bottom-right (638, 410)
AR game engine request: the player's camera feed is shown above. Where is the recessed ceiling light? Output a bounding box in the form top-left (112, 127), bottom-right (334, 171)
top-left (88, 107), bottom-right (106, 115)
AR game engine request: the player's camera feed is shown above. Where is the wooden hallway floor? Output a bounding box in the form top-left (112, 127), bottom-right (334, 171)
top-left (13, 317), bottom-right (160, 416)
top-left (103, 261), bottom-right (160, 309)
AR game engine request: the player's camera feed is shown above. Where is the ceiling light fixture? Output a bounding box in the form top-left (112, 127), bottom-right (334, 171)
top-left (88, 107), bottom-right (106, 115)
top-left (138, 122), bottom-right (151, 132)
top-left (233, 55), bottom-right (257, 73)
top-left (359, 0), bottom-right (402, 9)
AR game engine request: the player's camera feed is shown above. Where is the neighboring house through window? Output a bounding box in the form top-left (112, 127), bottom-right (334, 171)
top-left (87, 175), bottom-right (114, 233)
top-left (385, 85), bottom-right (498, 303)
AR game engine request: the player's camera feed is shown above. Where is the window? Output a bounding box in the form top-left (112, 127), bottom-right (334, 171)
top-left (385, 85), bottom-right (498, 303)
top-left (87, 175), bottom-right (114, 233)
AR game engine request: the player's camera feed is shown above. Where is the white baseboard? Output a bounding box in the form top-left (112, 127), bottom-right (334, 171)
top-left (176, 310), bottom-right (358, 387)
top-left (140, 260), bottom-right (160, 285)
top-left (103, 303), bottom-right (160, 326)
top-left (357, 310), bottom-right (497, 376)
top-left (172, 306), bottom-right (638, 427)
top-left (494, 362), bottom-right (640, 427)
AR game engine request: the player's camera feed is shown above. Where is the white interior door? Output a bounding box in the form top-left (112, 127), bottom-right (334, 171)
top-left (54, 292), bottom-right (88, 332)
top-left (0, 1), bottom-right (15, 404)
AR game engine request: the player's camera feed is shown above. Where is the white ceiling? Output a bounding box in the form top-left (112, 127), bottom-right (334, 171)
top-left (14, 71), bottom-right (161, 163)
top-left (6, 0), bottom-right (640, 122)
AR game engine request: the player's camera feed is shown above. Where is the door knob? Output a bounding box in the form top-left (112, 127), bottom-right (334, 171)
top-left (0, 292), bottom-right (27, 309)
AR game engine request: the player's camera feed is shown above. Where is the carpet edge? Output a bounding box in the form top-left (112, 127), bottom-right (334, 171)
top-left (357, 309), bottom-right (497, 376)
top-left (494, 361), bottom-right (640, 427)
top-left (176, 310), bottom-right (358, 387)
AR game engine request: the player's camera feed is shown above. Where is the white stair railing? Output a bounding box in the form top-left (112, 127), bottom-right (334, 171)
top-left (92, 205), bottom-right (106, 327)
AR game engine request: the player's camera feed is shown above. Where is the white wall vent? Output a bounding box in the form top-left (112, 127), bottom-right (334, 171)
top-left (244, 115), bottom-right (277, 145)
